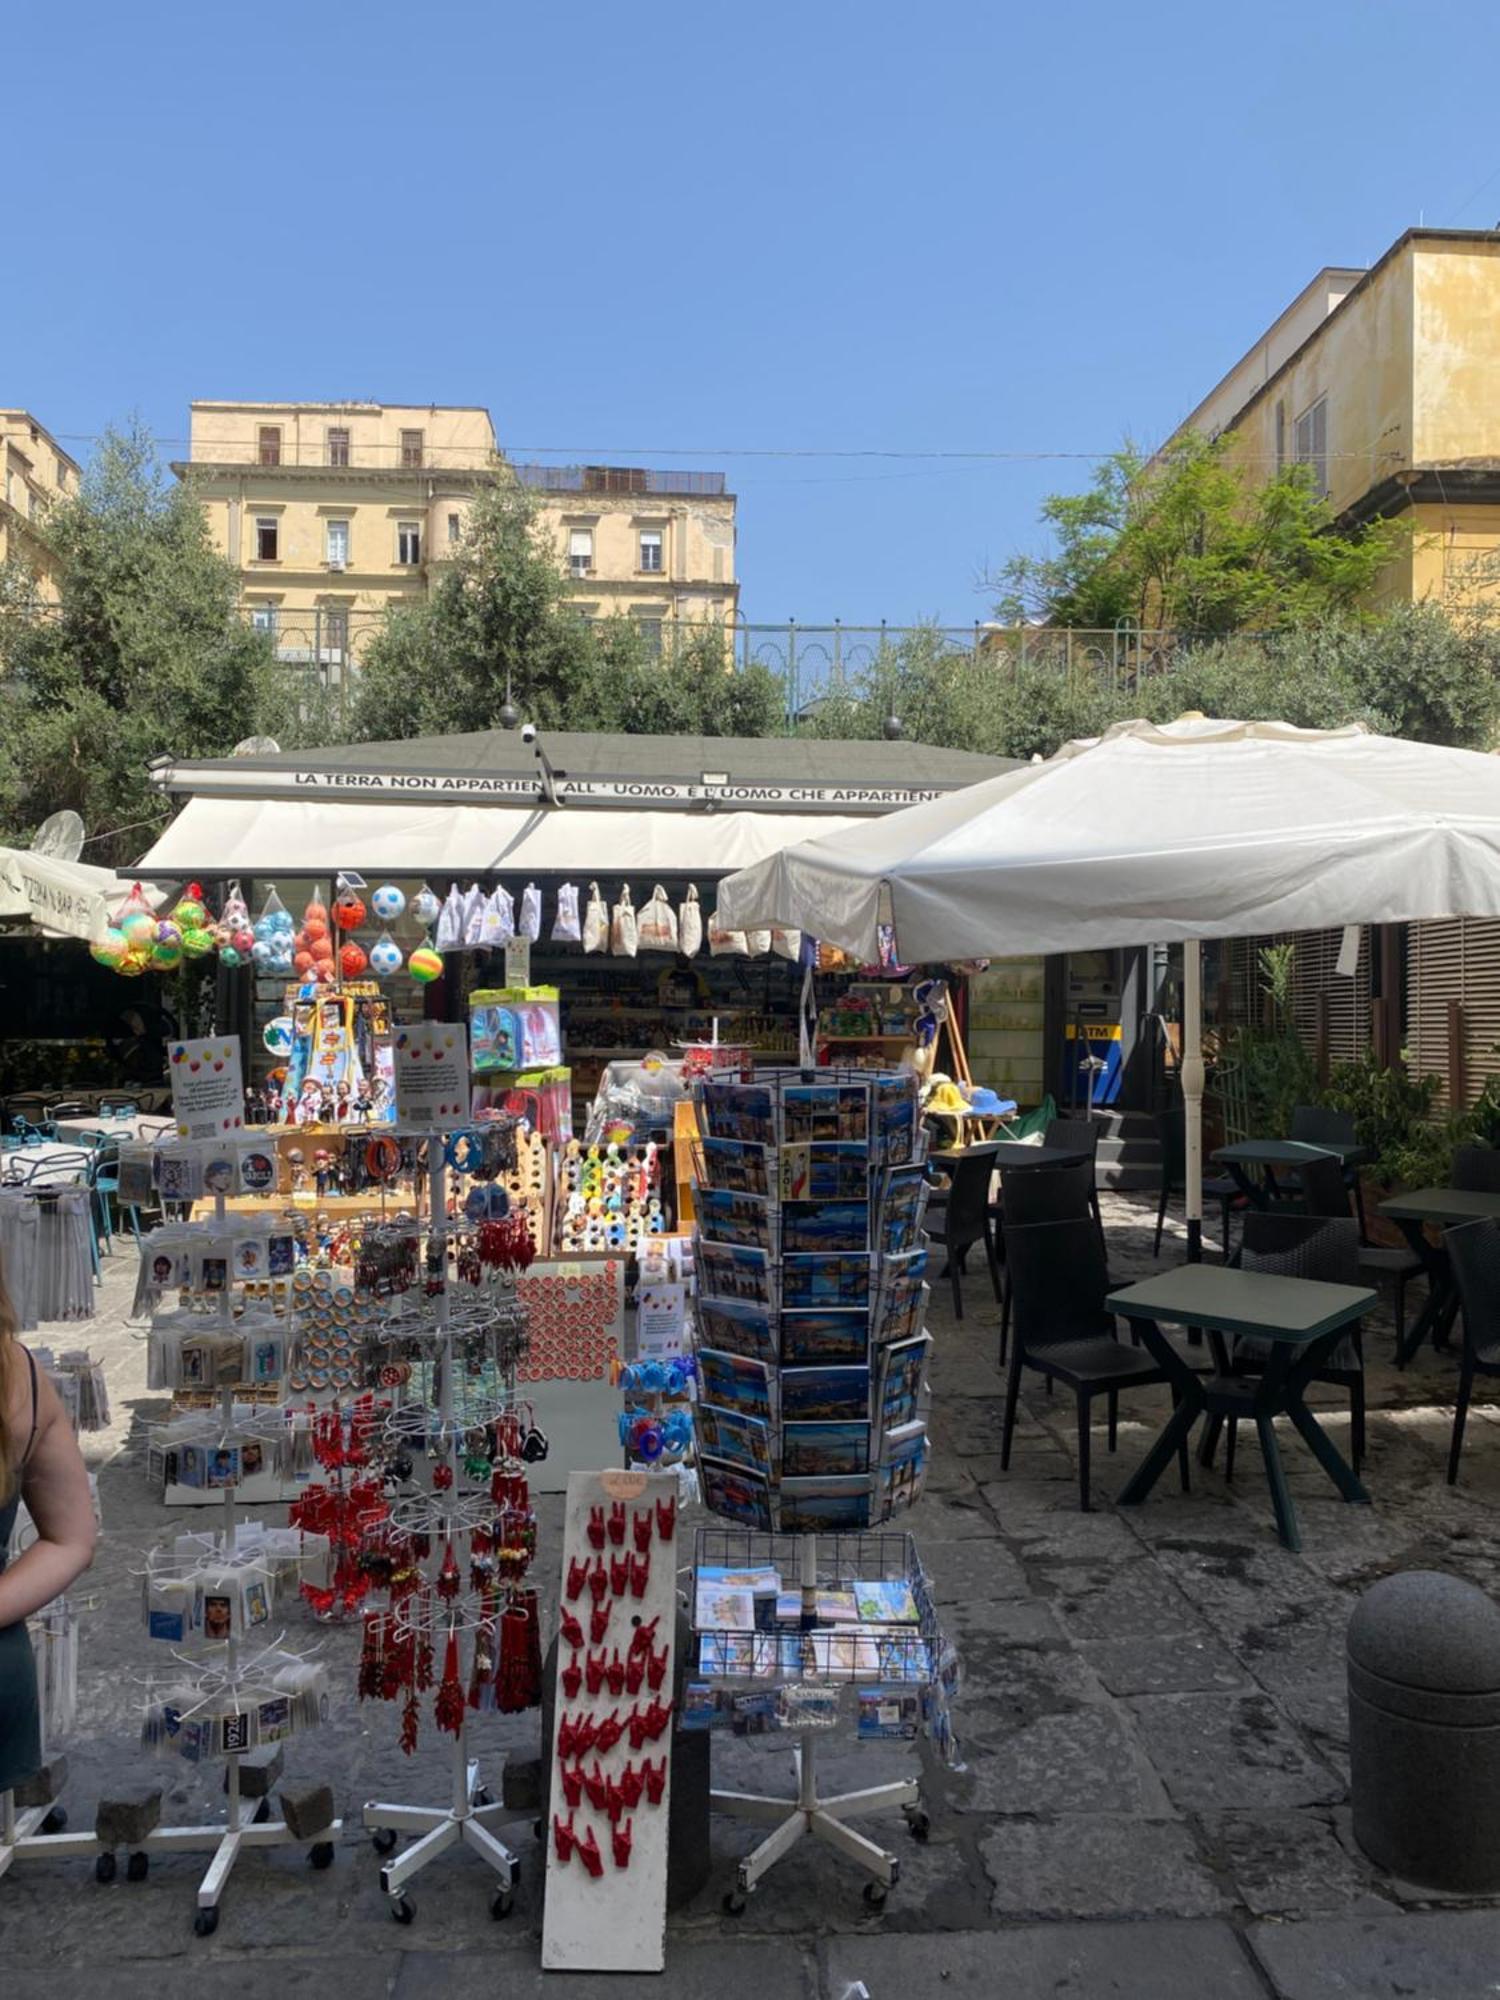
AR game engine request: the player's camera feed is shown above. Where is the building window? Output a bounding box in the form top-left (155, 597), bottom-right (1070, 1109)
top-left (639, 529), bottom-right (663, 574)
top-left (327, 427), bottom-right (350, 468)
top-left (1275, 401), bottom-right (1286, 473)
top-left (1294, 396), bottom-right (1328, 499)
top-left (400, 428), bottom-right (424, 468)
top-left (447, 511), bottom-right (462, 545)
top-left (323, 608), bottom-right (349, 656)
top-left (325, 518), bottom-right (350, 567)
top-left (255, 517), bottom-right (279, 561)
top-left (54, 457), bottom-right (68, 491)
top-left (396, 520), bottom-right (422, 565)
top-left (250, 602), bottom-right (279, 635)
top-left (635, 617), bottom-right (664, 658)
top-left (258, 425), bottom-right (282, 467)
top-left (568, 528), bottom-right (593, 578)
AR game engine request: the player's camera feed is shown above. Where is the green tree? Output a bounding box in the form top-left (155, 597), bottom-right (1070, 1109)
top-left (0, 424), bottom-right (318, 866)
top-left (997, 432), bottom-right (1401, 635)
top-left (349, 473), bottom-right (787, 741)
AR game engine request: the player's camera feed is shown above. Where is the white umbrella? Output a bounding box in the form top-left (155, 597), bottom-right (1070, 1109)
top-left (717, 717), bottom-right (1500, 1254)
top-left (0, 847), bottom-right (164, 944)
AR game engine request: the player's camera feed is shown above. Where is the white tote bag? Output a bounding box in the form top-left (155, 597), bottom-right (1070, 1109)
top-left (480, 884), bottom-right (515, 946)
top-left (708, 908), bottom-right (749, 956)
top-left (435, 885), bottom-right (465, 951)
top-left (552, 882), bottom-right (581, 943)
top-left (518, 882), bottom-right (542, 941)
top-left (611, 884), bottom-right (639, 958)
top-left (638, 884), bottom-right (679, 953)
top-left (582, 881), bottom-right (609, 955)
top-left (679, 885), bottom-right (703, 958)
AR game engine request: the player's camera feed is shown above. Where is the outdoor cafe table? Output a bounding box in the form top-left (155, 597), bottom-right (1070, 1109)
top-left (1, 1142), bottom-right (94, 1187)
top-left (1380, 1186), bottom-right (1500, 1367)
top-left (1212, 1137), bottom-right (1371, 1211)
top-left (1109, 1263), bottom-right (1376, 1551)
top-left (53, 1113), bottom-right (173, 1145)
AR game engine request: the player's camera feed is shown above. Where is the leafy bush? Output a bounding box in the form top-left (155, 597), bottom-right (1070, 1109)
top-left (1321, 1054), bottom-right (1450, 1189)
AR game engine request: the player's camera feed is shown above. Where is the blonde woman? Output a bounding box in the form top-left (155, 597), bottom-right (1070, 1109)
top-left (0, 1261), bottom-right (97, 1796)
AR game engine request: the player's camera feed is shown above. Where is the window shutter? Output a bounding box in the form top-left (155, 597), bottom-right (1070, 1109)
top-left (1409, 917), bottom-right (1500, 1109)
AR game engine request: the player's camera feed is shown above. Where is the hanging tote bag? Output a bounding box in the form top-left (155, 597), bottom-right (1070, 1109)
top-left (611, 884), bottom-right (639, 958)
top-left (679, 885), bottom-right (703, 958)
top-left (771, 927), bottom-right (803, 960)
top-left (552, 882), bottom-right (581, 943)
top-left (518, 882), bottom-right (543, 942)
top-left (745, 927), bottom-right (773, 958)
top-left (582, 881), bottom-right (609, 955)
top-left (436, 885), bottom-right (465, 951)
top-left (462, 883), bottom-right (488, 948)
top-left (708, 907), bottom-right (749, 956)
top-left (480, 884), bottom-right (515, 947)
top-left (638, 884), bottom-right (679, 953)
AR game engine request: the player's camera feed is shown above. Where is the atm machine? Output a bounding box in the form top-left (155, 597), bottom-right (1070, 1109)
top-left (1051, 949), bottom-right (1152, 1112)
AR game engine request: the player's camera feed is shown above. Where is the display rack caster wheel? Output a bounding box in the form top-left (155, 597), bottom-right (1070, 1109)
top-left (94, 1851), bottom-right (117, 1884)
top-left (490, 1888), bottom-right (513, 1920)
top-left (863, 1881), bottom-right (889, 1909)
top-left (903, 1806), bottom-right (931, 1843)
top-left (371, 1827), bottom-right (398, 1857)
top-left (193, 1906), bottom-right (219, 1938)
top-left (309, 1842), bottom-right (335, 1870)
top-left (252, 1797), bottom-right (271, 1824)
top-left (390, 1896), bottom-right (415, 1925)
top-left (723, 1888), bottom-right (748, 1916)
top-left (40, 1805), bottom-right (67, 1834)
top-left (126, 1850), bottom-right (149, 1882)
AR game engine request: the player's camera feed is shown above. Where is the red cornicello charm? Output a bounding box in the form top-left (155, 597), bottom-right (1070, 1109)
top-left (594, 1707), bottom-right (624, 1755)
top-left (553, 1811), bottom-right (576, 1862)
top-left (608, 1552), bottom-right (630, 1597)
top-left (585, 1649), bottom-right (606, 1697)
top-left (577, 1824), bottom-right (604, 1879)
top-left (605, 1649), bottom-right (626, 1698)
top-left (607, 1501), bottom-right (627, 1547)
top-left (612, 1817), bottom-right (633, 1870)
top-left (565, 1556), bottom-right (589, 1603)
top-left (643, 1756), bottom-right (666, 1806)
top-left (583, 1761), bottom-right (608, 1812)
top-left (655, 1494), bottom-right (676, 1542)
top-left (588, 1558), bottom-right (610, 1603)
top-left (626, 1650), bottom-right (645, 1696)
top-left (629, 1551), bottom-right (650, 1599)
top-left (561, 1762), bottom-right (584, 1809)
top-left (586, 1505), bottom-right (606, 1551)
top-left (560, 1608), bottom-right (585, 1650)
top-left (561, 1658), bottom-right (582, 1702)
top-left (617, 1761), bottom-right (644, 1809)
top-left (590, 1601), bottom-right (612, 1646)
top-left (628, 1616), bottom-right (659, 1659)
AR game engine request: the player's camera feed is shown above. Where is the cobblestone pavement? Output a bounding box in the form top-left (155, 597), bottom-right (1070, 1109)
top-left (6, 1192), bottom-right (1500, 1997)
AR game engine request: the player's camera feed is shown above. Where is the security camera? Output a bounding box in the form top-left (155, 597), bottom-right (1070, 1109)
top-left (521, 722), bottom-right (538, 747)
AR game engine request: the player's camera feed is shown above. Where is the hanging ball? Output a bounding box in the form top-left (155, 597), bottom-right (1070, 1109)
top-left (116, 950), bottom-right (148, 978)
top-left (181, 924), bottom-right (216, 959)
top-left (408, 946), bottom-right (443, 984)
top-left (91, 927), bottom-right (128, 969)
top-left (333, 892), bottom-right (366, 931)
top-left (411, 886), bottom-right (441, 926)
top-left (369, 934), bottom-right (403, 976)
top-left (339, 941), bottom-right (368, 980)
top-left (371, 884), bottom-right (406, 922)
top-left (120, 911), bottom-right (155, 949)
top-left (219, 944), bottom-right (244, 969)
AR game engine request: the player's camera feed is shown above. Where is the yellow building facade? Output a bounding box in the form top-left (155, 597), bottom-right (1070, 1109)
top-left (180, 400), bottom-right (737, 670)
top-left (0, 409), bottom-right (81, 601)
top-left (1177, 229), bottom-right (1500, 608)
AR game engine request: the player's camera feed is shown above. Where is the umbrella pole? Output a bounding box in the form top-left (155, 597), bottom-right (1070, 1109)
top-left (1183, 939), bottom-right (1203, 1264)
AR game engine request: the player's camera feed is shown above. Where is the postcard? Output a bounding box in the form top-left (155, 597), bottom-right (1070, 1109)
top-left (779, 1141), bottom-right (870, 1202)
top-left (696, 1186), bottom-right (775, 1251)
top-left (874, 1263), bottom-right (929, 1345)
top-left (783, 1083), bottom-right (870, 1145)
top-left (699, 1457), bottom-right (774, 1531)
top-left (695, 1582), bottom-right (758, 1632)
top-left (782, 1421), bottom-right (871, 1478)
top-left (872, 1077), bottom-right (919, 1166)
top-left (696, 1564), bottom-right (782, 1597)
top-left (778, 1475), bottom-right (874, 1534)
top-left (813, 1588), bottom-right (860, 1623)
top-left (780, 1308), bottom-right (870, 1367)
top-left (697, 1402), bottom-right (774, 1475)
top-left (696, 1297), bottom-right (779, 1366)
top-left (698, 1240), bottom-right (774, 1308)
top-left (782, 1252), bottom-right (870, 1309)
top-left (782, 1199), bottom-right (869, 1254)
top-left (700, 1137), bottom-right (774, 1196)
top-left (879, 1165), bottom-right (930, 1255)
top-left (699, 1081), bottom-right (776, 1147)
top-left (697, 1632), bottom-right (779, 1679)
top-left (879, 1334), bottom-right (931, 1433)
top-left (804, 1623), bottom-right (883, 1677)
top-left (879, 1427), bottom-right (928, 1514)
top-left (853, 1579), bottom-right (920, 1624)
top-left (857, 1688), bottom-right (923, 1739)
top-left (697, 1349), bottom-right (775, 1423)
top-left (781, 1364), bottom-right (870, 1423)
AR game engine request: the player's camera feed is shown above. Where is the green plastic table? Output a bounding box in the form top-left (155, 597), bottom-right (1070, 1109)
top-left (1379, 1186), bottom-right (1500, 1366)
top-left (1109, 1263), bottom-right (1376, 1550)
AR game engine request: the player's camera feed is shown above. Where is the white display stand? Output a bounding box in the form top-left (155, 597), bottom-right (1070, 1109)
top-left (0, 1778), bottom-right (99, 1881)
top-left (361, 1139), bottom-right (521, 1923)
top-left (541, 1468), bottom-right (679, 1974)
top-left (710, 1533), bottom-right (919, 1910)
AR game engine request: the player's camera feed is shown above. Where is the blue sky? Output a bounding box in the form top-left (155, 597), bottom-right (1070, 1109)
top-left (12, 0), bottom-right (1500, 627)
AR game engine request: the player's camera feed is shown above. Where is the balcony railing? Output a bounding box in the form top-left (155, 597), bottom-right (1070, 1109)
top-left (513, 464), bottom-right (727, 498)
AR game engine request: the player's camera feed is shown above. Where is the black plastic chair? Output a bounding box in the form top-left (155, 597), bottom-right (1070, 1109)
top-left (1454, 1145), bottom-right (1500, 1193)
top-left (1152, 1107), bottom-right (1241, 1260)
top-left (1443, 1217), bottom-right (1500, 1483)
top-left (995, 1159), bottom-right (1094, 1366)
top-left (926, 1150), bottom-right (1003, 1320)
top-left (1046, 1117), bottom-right (1104, 1230)
top-left (1299, 1151), bottom-right (1422, 1356)
top-left (1290, 1104), bottom-right (1367, 1237)
top-left (1214, 1212), bottom-right (1366, 1478)
top-left (1000, 1216), bottom-right (1190, 1510)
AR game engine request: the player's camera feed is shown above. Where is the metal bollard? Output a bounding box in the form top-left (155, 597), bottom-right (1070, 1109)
top-left (1348, 1569), bottom-right (1500, 1893)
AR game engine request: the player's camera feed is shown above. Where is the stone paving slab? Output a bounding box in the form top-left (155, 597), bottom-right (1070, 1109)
top-left (1125, 1691), bottom-right (1344, 1812)
top-left (825, 1921), bottom-right (1268, 1997)
top-left (980, 1813), bottom-right (1227, 1919)
top-left (1247, 1908), bottom-right (1500, 1997)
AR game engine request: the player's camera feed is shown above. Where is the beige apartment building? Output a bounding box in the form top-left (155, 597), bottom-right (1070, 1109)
top-left (179, 401), bottom-right (737, 669)
top-left (1176, 228), bottom-right (1500, 608)
top-left (0, 410), bottom-right (81, 601)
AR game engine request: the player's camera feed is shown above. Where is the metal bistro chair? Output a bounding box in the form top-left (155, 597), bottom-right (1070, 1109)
top-left (1153, 1107), bottom-right (1242, 1261)
top-left (1298, 1151), bottom-right (1422, 1357)
top-left (926, 1149), bottom-right (1003, 1320)
top-left (1001, 1215), bottom-right (1191, 1510)
top-left (1212, 1211), bottom-right (1367, 1480)
top-left (1290, 1104), bottom-right (1367, 1238)
top-left (1443, 1217), bottom-right (1500, 1484)
top-left (995, 1158), bottom-right (1094, 1366)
